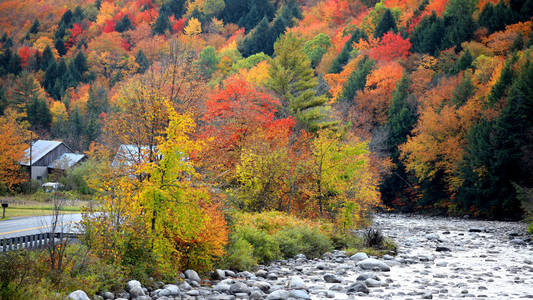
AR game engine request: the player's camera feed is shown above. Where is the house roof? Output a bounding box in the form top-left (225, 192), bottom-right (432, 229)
top-left (48, 153), bottom-right (86, 170)
top-left (19, 140), bottom-right (64, 166)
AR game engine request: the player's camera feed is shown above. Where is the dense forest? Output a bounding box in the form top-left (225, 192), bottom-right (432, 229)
top-left (0, 0), bottom-right (532, 296)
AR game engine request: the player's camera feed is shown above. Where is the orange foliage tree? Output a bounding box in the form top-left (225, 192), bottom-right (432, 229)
top-left (0, 108), bottom-right (30, 190)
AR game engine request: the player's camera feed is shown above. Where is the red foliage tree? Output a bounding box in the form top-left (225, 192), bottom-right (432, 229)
top-left (172, 18), bottom-right (185, 34)
top-left (18, 46), bottom-right (31, 68)
top-left (103, 20), bottom-right (116, 33)
top-left (199, 77), bottom-right (294, 173)
top-left (369, 32), bottom-right (411, 62)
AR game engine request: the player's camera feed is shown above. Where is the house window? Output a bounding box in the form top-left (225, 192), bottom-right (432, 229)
top-left (37, 176), bottom-right (42, 181)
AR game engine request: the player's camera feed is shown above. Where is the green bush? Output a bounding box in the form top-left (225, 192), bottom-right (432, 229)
top-left (275, 227), bottom-right (332, 259)
top-left (234, 226), bottom-right (281, 264)
top-left (225, 238), bottom-right (257, 271)
top-left (0, 251), bottom-right (32, 299)
top-left (528, 222), bottom-right (533, 234)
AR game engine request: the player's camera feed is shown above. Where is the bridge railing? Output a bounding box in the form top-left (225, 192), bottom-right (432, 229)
top-left (0, 232), bottom-right (80, 252)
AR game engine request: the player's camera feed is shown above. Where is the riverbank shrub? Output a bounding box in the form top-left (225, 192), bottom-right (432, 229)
top-left (224, 211), bottom-right (334, 269)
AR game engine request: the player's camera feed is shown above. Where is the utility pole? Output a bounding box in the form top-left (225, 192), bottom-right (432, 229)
top-left (29, 132), bottom-right (32, 193)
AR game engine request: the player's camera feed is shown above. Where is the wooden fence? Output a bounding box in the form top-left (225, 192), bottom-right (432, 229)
top-left (0, 232), bottom-right (79, 252)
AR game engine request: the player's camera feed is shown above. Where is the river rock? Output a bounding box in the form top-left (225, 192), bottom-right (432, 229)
top-left (436, 246), bottom-right (451, 252)
top-left (213, 282), bottom-right (231, 293)
top-left (350, 252), bottom-right (369, 261)
top-left (253, 281), bottom-right (271, 292)
top-left (229, 282), bottom-right (250, 295)
top-left (67, 290), bottom-right (91, 300)
top-left (184, 269), bottom-right (201, 282)
top-left (162, 284), bottom-right (180, 296)
top-left (266, 289), bottom-right (289, 300)
top-left (129, 285), bottom-right (145, 297)
top-left (289, 289), bottom-right (311, 299)
top-left (323, 274), bottom-right (342, 283)
top-left (287, 276), bottom-right (306, 289)
top-left (365, 278), bottom-right (381, 287)
top-left (213, 269), bottom-right (226, 280)
top-left (347, 282), bottom-right (370, 294)
top-left (125, 280), bottom-right (142, 292)
top-left (356, 272), bottom-right (379, 281)
top-left (357, 258), bottom-right (391, 271)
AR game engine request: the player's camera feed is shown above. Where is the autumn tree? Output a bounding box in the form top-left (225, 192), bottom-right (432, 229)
top-left (310, 129), bottom-right (379, 227)
top-left (0, 108), bottom-right (30, 191)
top-left (268, 33), bottom-right (335, 131)
top-left (200, 77), bottom-right (288, 181)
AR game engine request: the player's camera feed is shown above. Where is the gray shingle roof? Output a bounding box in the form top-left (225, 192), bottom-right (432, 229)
top-left (19, 140), bottom-right (63, 166)
top-left (48, 153), bottom-right (86, 170)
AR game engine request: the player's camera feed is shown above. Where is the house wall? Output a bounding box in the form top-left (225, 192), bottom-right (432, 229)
top-left (33, 144), bottom-right (70, 167)
top-left (31, 166), bottom-right (48, 182)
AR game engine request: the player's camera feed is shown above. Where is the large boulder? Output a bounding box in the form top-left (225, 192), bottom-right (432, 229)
top-left (347, 282), bottom-right (369, 294)
top-left (357, 258), bottom-right (391, 271)
top-left (350, 252), bottom-right (369, 262)
top-left (266, 290), bottom-right (289, 300)
top-left (323, 274), bottom-right (342, 283)
top-left (287, 276), bottom-right (306, 290)
top-left (184, 269), bottom-right (201, 282)
top-left (125, 280), bottom-right (142, 292)
top-left (67, 290), bottom-right (91, 300)
top-left (229, 282), bottom-right (250, 295)
top-left (212, 269), bottom-right (226, 280)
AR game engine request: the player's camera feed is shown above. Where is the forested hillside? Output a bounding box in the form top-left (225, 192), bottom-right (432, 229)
top-left (1, 0), bottom-right (532, 219)
top-left (1, 0), bottom-right (533, 297)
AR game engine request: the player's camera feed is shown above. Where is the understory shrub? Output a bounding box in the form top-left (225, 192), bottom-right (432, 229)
top-left (225, 211), bottom-right (333, 270)
top-left (224, 238), bottom-right (257, 271)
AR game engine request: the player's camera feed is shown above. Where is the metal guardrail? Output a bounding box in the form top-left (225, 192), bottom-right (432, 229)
top-left (0, 232), bottom-right (80, 252)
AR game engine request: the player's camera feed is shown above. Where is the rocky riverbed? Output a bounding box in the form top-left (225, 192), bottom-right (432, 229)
top-left (69, 214), bottom-right (533, 300)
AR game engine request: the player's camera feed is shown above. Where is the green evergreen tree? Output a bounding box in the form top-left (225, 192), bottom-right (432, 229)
top-left (328, 28), bottom-right (366, 73)
top-left (0, 87), bottom-right (7, 115)
top-left (26, 97), bottom-right (52, 131)
top-left (442, 0), bottom-right (476, 49)
top-left (44, 60), bottom-right (58, 94)
top-left (454, 49), bottom-right (473, 73)
top-left (238, 16), bottom-right (270, 57)
top-left (451, 71), bottom-right (475, 107)
top-left (115, 14), bottom-right (133, 32)
top-left (135, 50), bottom-right (150, 73)
top-left (457, 62), bottom-right (533, 219)
top-left (153, 12), bottom-right (171, 35)
top-left (409, 12), bottom-right (445, 56)
top-left (55, 39), bottom-right (66, 56)
top-left (41, 45), bottom-right (55, 71)
top-left (7, 53), bottom-right (21, 75)
top-left (222, 0), bottom-right (248, 24)
top-left (340, 55), bottom-right (375, 102)
top-left (374, 9), bottom-right (397, 38)
top-left (488, 56), bottom-right (516, 105)
top-left (72, 6), bottom-right (85, 23)
top-left (238, 0), bottom-right (275, 31)
top-left (29, 19), bottom-right (40, 34)
top-left (380, 73), bottom-right (418, 207)
top-left (268, 33), bottom-right (336, 131)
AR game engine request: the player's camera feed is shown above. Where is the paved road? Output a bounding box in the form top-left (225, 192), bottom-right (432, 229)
top-left (0, 213), bottom-right (83, 239)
